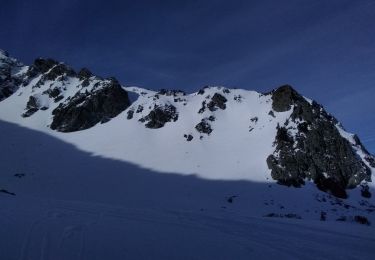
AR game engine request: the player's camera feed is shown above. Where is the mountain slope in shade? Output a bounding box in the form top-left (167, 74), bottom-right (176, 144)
top-left (1, 120), bottom-right (374, 259)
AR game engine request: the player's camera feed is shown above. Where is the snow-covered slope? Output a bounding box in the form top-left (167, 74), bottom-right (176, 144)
top-left (1, 50), bottom-right (375, 259)
top-left (1, 113), bottom-right (375, 259)
top-left (0, 49), bottom-right (374, 198)
top-left (61, 86), bottom-right (294, 182)
top-left (0, 81), bottom-right (288, 181)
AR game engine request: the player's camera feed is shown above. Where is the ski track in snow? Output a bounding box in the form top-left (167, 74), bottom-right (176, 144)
top-left (0, 199), bottom-right (374, 260)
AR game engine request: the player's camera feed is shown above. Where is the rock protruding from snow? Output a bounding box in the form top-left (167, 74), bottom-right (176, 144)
top-left (139, 104), bottom-right (178, 129)
top-left (51, 79), bottom-right (130, 132)
top-left (157, 89), bottom-right (186, 97)
top-left (22, 96), bottom-right (40, 117)
top-left (267, 85), bottom-right (373, 198)
top-left (198, 92), bottom-right (228, 114)
top-left (195, 118), bottom-right (213, 135)
top-left (207, 93), bottom-right (227, 111)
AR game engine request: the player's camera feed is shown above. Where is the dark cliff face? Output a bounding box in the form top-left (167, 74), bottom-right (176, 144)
top-left (271, 85), bottom-right (304, 112)
top-left (26, 58), bottom-right (77, 85)
top-left (267, 85), bottom-right (373, 198)
top-left (0, 51), bottom-right (131, 133)
top-left (51, 79), bottom-right (130, 132)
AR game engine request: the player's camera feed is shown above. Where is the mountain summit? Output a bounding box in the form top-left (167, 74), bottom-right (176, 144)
top-left (0, 49), bottom-right (374, 200)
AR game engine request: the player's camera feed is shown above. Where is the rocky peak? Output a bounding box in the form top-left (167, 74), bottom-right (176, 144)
top-left (0, 50), bottom-right (26, 101)
top-left (271, 85), bottom-right (305, 112)
top-left (0, 50), bottom-right (132, 132)
top-left (30, 58), bottom-right (59, 74)
top-left (267, 85), bottom-right (373, 198)
top-left (78, 68), bottom-right (93, 80)
top-left (27, 58), bottom-right (77, 82)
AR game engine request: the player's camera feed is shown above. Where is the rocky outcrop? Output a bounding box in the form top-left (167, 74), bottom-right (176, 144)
top-left (207, 93), bottom-right (227, 111)
top-left (157, 89), bottom-right (186, 96)
top-left (195, 119), bottom-right (213, 135)
top-left (198, 92), bottom-right (227, 114)
top-left (78, 68), bottom-right (93, 80)
top-left (184, 134), bottom-right (193, 141)
top-left (43, 87), bottom-right (64, 102)
top-left (139, 104), bottom-right (178, 129)
top-left (1, 51), bottom-right (133, 132)
top-left (42, 63), bottom-right (76, 81)
top-left (0, 50), bottom-right (26, 101)
top-left (26, 58), bottom-right (59, 78)
top-left (50, 79), bottom-right (130, 132)
top-left (127, 109), bottom-right (134, 120)
top-left (267, 85), bottom-right (373, 198)
top-left (28, 59), bottom-right (77, 87)
top-left (22, 96), bottom-right (40, 117)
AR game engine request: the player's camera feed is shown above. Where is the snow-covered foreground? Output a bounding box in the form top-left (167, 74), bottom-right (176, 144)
top-left (1, 198), bottom-right (374, 260)
top-left (1, 120), bottom-right (374, 259)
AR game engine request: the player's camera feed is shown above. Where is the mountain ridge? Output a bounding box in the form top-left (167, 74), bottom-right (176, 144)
top-left (0, 49), bottom-right (374, 200)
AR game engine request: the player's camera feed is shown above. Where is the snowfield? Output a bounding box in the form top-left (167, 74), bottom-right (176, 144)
top-left (0, 120), bottom-right (374, 259)
top-left (0, 84), bottom-right (294, 181)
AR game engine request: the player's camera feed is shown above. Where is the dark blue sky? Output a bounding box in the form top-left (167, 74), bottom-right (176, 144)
top-left (1, 0), bottom-right (374, 152)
